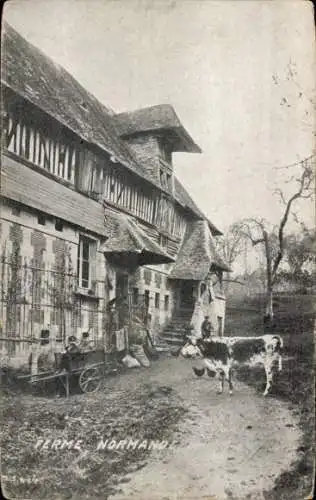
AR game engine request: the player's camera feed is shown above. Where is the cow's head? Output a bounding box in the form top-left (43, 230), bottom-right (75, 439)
top-left (180, 336), bottom-right (203, 358)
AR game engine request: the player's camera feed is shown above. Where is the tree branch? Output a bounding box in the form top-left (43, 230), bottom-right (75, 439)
top-left (272, 166), bottom-right (313, 280)
top-left (252, 238), bottom-right (265, 246)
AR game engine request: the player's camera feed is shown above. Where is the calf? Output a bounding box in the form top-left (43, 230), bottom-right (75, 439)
top-left (180, 334), bottom-right (283, 396)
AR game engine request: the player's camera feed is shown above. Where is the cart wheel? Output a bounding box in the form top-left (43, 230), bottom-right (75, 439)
top-left (79, 367), bottom-right (102, 393)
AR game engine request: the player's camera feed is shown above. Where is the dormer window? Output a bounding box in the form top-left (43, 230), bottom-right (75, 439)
top-left (166, 173), bottom-right (172, 191)
top-left (159, 169), bottom-right (167, 189)
top-left (159, 165), bottom-right (173, 194)
top-left (158, 138), bottom-right (172, 165)
top-left (80, 101), bottom-right (89, 112)
top-left (161, 147), bottom-right (172, 164)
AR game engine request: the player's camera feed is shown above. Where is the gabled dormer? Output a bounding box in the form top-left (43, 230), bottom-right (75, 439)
top-left (113, 104), bottom-right (201, 195)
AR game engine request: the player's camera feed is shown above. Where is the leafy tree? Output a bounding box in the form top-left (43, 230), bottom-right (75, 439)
top-left (277, 230), bottom-right (316, 290)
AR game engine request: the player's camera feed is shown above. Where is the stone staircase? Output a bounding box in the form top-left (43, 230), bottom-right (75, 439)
top-left (156, 308), bottom-right (194, 350)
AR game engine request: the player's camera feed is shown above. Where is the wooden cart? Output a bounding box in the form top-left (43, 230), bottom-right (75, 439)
top-left (18, 348), bottom-right (120, 397)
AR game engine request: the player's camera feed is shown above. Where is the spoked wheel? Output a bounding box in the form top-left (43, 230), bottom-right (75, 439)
top-left (79, 367), bottom-right (102, 393)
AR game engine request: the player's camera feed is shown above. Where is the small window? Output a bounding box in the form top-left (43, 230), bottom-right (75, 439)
top-left (77, 236), bottom-right (95, 289)
top-left (144, 290), bottom-right (150, 309)
top-left (155, 292), bottom-right (160, 309)
top-left (11, 206), bottom-right (21, 217)
top-left (164, 295), bottom-right (169, 311)
top-left (132, 287), bottom-right (139, 305)
top-left (159, 234), bottom-right (168, 249)
top-left (37, 214), bottom-right (46, 226)
top-left (80, 101), bottom-right (89, 111)
top-left (55, 219), bottom-right (63, 232)
top-left (166, 173), bottom-right (172, 191)
top-left (217, 316), bottom-right (223, 336)
top-left (159, 169), bottom-right (165, 187)
top-left (165, 149), bottom-right (172, 164)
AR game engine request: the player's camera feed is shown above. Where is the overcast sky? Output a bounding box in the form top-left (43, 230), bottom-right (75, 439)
top-left (3, 0), bottom-right (315, 232)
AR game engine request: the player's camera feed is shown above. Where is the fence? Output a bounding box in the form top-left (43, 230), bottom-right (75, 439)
top-left (0, 253), bottom-right (150, 355)
top-left (0, 253), bottom-right (107, 354)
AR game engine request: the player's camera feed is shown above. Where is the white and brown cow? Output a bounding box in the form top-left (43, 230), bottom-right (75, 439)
top-left (180, 334), bottom-right (283, 396)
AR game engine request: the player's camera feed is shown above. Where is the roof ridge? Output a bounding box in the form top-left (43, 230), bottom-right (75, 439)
top-left (115, 103), bottom-right (175, 117)
top-left (3, 22), bottom-right (114, 117)
top-left (2, 22), bottom-right (221, 232)
top-left (203, 220), bottom-right (213, 262)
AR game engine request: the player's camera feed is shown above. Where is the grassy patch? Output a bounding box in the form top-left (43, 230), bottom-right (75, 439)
top-left (236, 323), bottom-right (314, 500)
top-left (1, 377), bottom-right (187, 499)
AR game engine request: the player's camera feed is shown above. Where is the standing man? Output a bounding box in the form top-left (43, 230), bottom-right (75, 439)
top-left (201, 315), bottom-right (213, 339)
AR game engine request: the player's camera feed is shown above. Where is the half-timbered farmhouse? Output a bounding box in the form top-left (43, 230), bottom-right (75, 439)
top-left (0, 23), bottom-right (230, 365)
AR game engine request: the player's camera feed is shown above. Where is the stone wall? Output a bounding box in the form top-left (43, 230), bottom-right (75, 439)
top-left (131, 264), bottom-right (176, 342)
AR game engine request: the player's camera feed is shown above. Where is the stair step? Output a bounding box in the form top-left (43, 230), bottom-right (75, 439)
top-left (155, 336), bottom-right (171, 345)
top-left (161, 336), bottom-right (185, 345)
top-left (163, 324), bottom-right (188, 329)
top-left (155, 346), bottom-right (172, 353)
top-left (163, 325), bottom-right (186, 330)
top-left (161, 331), bottom-right (185, 338)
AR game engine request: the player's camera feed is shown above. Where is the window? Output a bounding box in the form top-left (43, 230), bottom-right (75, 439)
top-left (164, 295), bottom-right (169, 311)
top-left (37, 214), bottom-right (46, 226)
top-left (4, 107), bottom-right (76, 184)
top-left (159, 234), bottom-right (168, 249)
top-left (132, 287), bottom-right (139, 306)
top-left (166, 173), bottom-right (172, 191)
top-left (159, 169), bottom-right (173, 192)
top-left (159, 138), bottom-right (172, 165)
top-left (77, 236), bottom-right (95, 289)
top-left (155, 292), bottom-right (160, 309)
top-left (11, 206), bottom-right (21, 217)
top-left (144, 290), bottom-right (150, 310)
top-left (55, 219), bottom-right (63, 232)
top-left (159, 169), bottom-right (165, 189)
top-left (217, 316), bottom-right (223, 336)
top-left (156, 195), bottom-right (172, 232)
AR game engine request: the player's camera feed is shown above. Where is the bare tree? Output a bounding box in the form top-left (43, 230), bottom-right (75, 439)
top-left (217, 223), bottom-right (245, 269)
top-left (216, 223), bottom-right (247, 292)
top-left (236, 157), bottom-right (314, 322)
top-left (272, 59), bottom-right (315, 137)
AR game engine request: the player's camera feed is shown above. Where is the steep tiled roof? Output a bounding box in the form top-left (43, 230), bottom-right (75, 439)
top-left (2, 22), bottom-right (222, 233)
top-left (169, 219), bottom-right (230, 280)
top-left (114, 105), bottom-right (202, 153)
top-left (173, 178), bottom-right (222, 235)
top-left (1, 22), bottom-right (150, 182)
top-left (102, 206), bottom-right (174, 265)
top-left (1, 154), bottom-right (106, 236)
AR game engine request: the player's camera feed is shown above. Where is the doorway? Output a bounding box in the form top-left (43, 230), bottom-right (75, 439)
top-left (180, 281), bottom-right (195, 310)
top-left (115, 272), bottom-right (129, 328)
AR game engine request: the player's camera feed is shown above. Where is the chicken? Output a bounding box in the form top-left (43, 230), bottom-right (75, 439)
top-left (206, 368), bottom-right (216, 378)
top-left (192, 367), bottom-right (205, 377)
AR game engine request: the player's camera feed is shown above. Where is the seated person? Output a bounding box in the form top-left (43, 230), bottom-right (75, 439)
top-left (79, 331), bottom-right (95, 352)
top-left (201, 315), bottom-right (213, 339)
top-left (29, 329), bottom-right (55, 374)
top-left (65, 335), bottom-right (80, 353)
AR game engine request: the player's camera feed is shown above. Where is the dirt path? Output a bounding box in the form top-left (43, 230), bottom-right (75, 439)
top-left (109, 357), bottom-right (301, 500)
top-left (1, 356), bottom-right (302, 500)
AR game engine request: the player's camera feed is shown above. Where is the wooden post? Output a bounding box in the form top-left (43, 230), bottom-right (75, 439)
top-left (65, 374), bottom-right (69, 399)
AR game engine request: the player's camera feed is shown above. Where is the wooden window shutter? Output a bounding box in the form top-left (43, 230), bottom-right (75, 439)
top-left (89, 241), bottom-right (97, 292)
